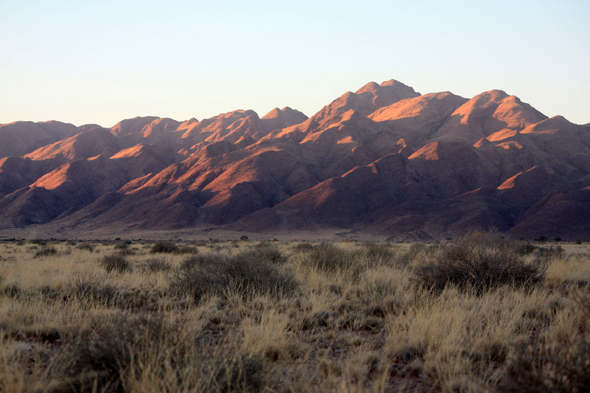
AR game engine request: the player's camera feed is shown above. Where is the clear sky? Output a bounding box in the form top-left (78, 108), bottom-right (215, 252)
top-left (1, 0), bottom-right (589, 127)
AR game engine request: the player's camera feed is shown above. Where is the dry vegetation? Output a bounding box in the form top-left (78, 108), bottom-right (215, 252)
top-left (0, 235), bottom-right (589, 392)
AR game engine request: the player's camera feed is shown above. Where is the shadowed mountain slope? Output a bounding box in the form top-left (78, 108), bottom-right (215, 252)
top-left (0, 121), bottom-right (79, 159)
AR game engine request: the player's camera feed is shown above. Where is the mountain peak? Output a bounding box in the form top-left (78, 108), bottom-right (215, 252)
top-left (111, 116), bottom-right (160, 136)
top-left (355, 79), bottom-right (419, 97)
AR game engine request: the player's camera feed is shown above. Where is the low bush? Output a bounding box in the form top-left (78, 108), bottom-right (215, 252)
top-left (176, 245), bottom-right (199, 254)
top-left (213, 354), bottom-right (266, 393)
top-left (536, 245), bottom-right (565, 259)
top-left (413, 238), bottom-right (546, 293)
top-left (0, 283), bottom-right (26, 299)
top-left (291, 242), bottom-right (314, 252)
top-left (66, 277), bottom-right (122, 306)
top-left (34, 246), bottom-right (58, 258)
top-left (52, 313), bottom-right (184, 392)
top-left (501, 333), bottom-right (590, 392)
top-left (76, 242), bottom-right (95, 252)
top-left (249, 243), bottom-right (288, 264)
top-left (170, 251), bottom-right (299, 303)
top-left (99, 254), bottom-right (132, 273)
top-left (180, 253), bottom-right (226, 270)
top-left (140, 257), bottom-right (172, 274)
top-left (114, 242), bottom-right (130, 249)
top-left (360, 241), bottom-right (396, 266)
top-left (498, 295), bottom-right (590, 392)
top-left (396, 243), bottom-right (437, 267)
top-left (298, 243), bottom-right (363, 278)
top-left (151, 241), bottom-right (178, 254)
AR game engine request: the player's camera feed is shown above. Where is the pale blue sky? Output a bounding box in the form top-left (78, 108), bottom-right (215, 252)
top-left (1, 0), bottom-right (589, 127)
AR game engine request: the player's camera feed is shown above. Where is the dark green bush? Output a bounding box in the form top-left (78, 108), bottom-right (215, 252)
top-left (180, 253), bottom-right (225, 271)
top-left (114, 242), bottom-right (131, 251)
top-left (66, 277), bottom-right (122, 306)
top-left (99, 254), bottom-right (132, 273)
top-left (291, 242), bottom-right (314, 252)
top-left (0, 283), bottom-right (25, 299)
top-left (298, 243), bottom-right (362, 277)
top-left (34, 246), bottom-right (58, 258)
top-left (413, 238), bottom-right (545, 294)
top-left (214, 354), bottom-right (266, 393)
top-left (150, 241), bottom-right (178, 254)
top-left (500, 337), bottom-right (590, 392)
top-left (536, 245), bottom-right (564, 259)
top-left (397, 243), bottom-right (439, 267)
top-left (249, 243), bottom-right (288, 264)
top-left (360, 241), bottom-right (396, 266)
top-left (140, 257), bottom-right (172, 274)
top-left (176, 245), bottom-right (199, 254)
top-left (76, 243), bottom-right (95, 252)
top-left (52, 313), bottom-right (178, 392)
top-left (170, 251), bottom-right (299, 303)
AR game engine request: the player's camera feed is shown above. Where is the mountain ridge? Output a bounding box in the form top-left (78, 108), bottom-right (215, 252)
top-left (1, 79), bottom-right (589, 240)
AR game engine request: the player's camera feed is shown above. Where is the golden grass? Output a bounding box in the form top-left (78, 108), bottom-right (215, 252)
top-left (0, 238), bottom-right (588, 392)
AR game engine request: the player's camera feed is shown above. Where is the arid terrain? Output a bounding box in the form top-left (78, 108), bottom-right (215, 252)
top-left (1, 235), bottom-right (589, 392)
top-left (1, 80), bottom-right (589, 241)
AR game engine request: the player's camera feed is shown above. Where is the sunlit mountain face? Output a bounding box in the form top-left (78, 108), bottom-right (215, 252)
top-left (1, 80), bottom-right (589, 240)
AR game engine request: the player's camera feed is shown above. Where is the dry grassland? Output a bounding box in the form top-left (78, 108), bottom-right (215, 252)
top-left (0, 235), bottom-right (589, 392)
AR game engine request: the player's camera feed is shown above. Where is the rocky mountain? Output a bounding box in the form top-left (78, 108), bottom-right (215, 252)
top-left (1, 79), bottom-right (589, 240)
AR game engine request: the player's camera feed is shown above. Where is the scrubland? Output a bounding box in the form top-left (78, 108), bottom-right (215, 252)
top-left (0, 235), bottom-right (589, 393)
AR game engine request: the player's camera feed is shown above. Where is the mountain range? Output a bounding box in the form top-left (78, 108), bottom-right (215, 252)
top-left (1, 80), bottom-right (589, 241)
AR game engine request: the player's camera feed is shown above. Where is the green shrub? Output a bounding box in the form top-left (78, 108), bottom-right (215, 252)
top-left (66, 277), bottom-right (122, 306)
top-left (413, 238), bottom-right (546, 294)
top-left (0, 283), bottom-right (25, 299)
top-left (114, 242), bottom-right (131, 250)
top-left (170, 251), bottom-right (299, 303)
top-left (140, 257), bottom-right (172, 274)
top-left (150, 241), bottom-right (179, 254)
top-left (52, 313), bottom-right (179, 392)
top-left (500, 336), bottom-right (590, 392)
top-left (534, 246), bottom-right (564, 260)
top-left (249, 243), bottom-right (288, 264)
top-left (213, 354), bottom-right (266, 393)
top-left (34, 246), bottom-right (58, 258)
top-left (298, 243), bottom-right (362, 277)
top-left (360, 241), bottom-right (396, 266)
top-left (76, 242), bottom-right (95, 252)
top-left (99, 254), bottom-right (132, 273)
top-left (291, 242), bottom-right (314, 252)
top-left (397, 243), bottom-right (438, 267)
top-left (180, 253), bottom-right (225, 271)
top-left (176, 245), bottom-right (199, 254)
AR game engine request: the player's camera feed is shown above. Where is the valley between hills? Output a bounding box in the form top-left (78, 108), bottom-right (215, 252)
top-left (1, 80), bottom-right (589, 241)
